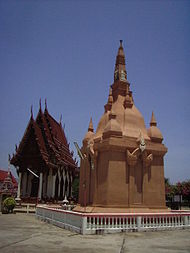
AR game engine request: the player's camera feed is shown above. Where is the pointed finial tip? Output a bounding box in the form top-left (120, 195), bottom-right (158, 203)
top-left (88, 117), bottom-right (94, 132)
top-left (60, 114), bottom-right (62, 125)
top-left (120, 40), bottom-right (123, 46)
top-left (150, 111), bottom-right (157, 126)
top-left (31, 105), bottom-right (33, 118)
top-left (45, 98), bottom-right (47, 110)
top-left (39, 98), bottom-right (41, 110)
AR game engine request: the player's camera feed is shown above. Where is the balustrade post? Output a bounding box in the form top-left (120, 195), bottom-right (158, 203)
top-left (108, 217), bottom-right (110, 229)
top-left (93, 217), bottom-right (95, 229)
top-left (82, 216), bottom-right (87, 235)
top-left (100, 217), bottom-right (103, 229)
top-left (119, 217), bottom-right (121, 229)
top-left (137, 216), bottom-right (142, 231)
top-left (183, 216), bottom-right (188, 226)
top-left (16, 171), bottom-right (22, 201)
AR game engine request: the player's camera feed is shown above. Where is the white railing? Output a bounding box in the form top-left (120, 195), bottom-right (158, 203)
top-left (36, 205), bottom-right (190, 235)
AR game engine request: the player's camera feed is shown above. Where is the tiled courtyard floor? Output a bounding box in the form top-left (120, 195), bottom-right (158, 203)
top-left (0, 213), bottom-right (189, 253)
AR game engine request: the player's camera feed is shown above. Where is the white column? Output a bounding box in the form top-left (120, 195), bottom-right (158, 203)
top-left (63, 170), bottom-right (66, 197)
top-left (52, 174), bottom-right (56, 198)
top-left (47, 169), bottom-right (52, 197)
top-left (38, 173), bottom-right (43, 200)
top-left (16, 172), bottom-right (22, 200)
top-left (58, 169), bottom-right (61, 198)
top-left (70, 174), bottom-right (73, 198)
top-left (66, 171), bottom-right (69, 197)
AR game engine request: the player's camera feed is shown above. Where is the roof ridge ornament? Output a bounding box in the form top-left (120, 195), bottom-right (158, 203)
top-left (39, 98), bottom-right (42, 111)
top-left (60, 114), bottom-right (62, 125)
top-left (45, 98), bottom-right (48, 111)
top-left (30, 105), bottom-right (33, 119)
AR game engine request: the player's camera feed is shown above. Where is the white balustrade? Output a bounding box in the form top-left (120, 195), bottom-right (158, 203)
top-left (36, 205), bottom-right (190, 235)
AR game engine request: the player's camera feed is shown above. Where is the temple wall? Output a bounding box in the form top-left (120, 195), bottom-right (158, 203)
top-left (129, 159), bottom-right (143, 205)
top-left (107, 151), bottom-right (128, 206)
top-left (143, 156), bottom-right (166, 208)
top-left (94, 151), bottom-right (109, 205)
top-left (93, 150), bottom-right (129, 207)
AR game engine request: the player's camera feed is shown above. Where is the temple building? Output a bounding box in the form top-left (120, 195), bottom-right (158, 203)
top-left (76, 41), bottom-right (168, 212)
top-left (10, 101), bottom-right (77, 202)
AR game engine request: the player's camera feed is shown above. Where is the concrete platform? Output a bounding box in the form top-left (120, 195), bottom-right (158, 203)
top-left (73, 205), bottom-right (170, 213)
top-left (0, 212), bottom-right (190, 253)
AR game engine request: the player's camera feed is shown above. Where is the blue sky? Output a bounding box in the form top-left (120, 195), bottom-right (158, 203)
top-left (0, 0), bottom-right (189, 183)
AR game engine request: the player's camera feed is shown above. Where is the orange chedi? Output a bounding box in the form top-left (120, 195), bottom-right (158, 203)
top-left (75, 41), bottom-right (167, 213)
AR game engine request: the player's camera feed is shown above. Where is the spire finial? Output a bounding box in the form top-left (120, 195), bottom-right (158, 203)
top-left (39, 98), bottom-right (42, 111)
top-left (60, 114), bottom-right (62, 125)
top-left (45, 98), bottom-right (47, 110)
top-left (150, 111), bottom-right (157, 126)
top-left (88, 117), bottom-right (94, 132)
top-left (31, 105), bottom-right (33, 118)
top-left (120, 40), bottom-right (123, 47)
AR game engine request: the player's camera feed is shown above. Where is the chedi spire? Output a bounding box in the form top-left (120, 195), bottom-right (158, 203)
top-left (104, 87), bottom-right (113, 112)
top-left (150, 111), bottom-right (157, 126)
top-left (83, 117), bottom-right (94, 145)
top-left (148, 111), bottom-right (163, 143)
top-left (114, 40), bottom-right (127, 82)
top-left (88, 117), bottom-right (94, 132)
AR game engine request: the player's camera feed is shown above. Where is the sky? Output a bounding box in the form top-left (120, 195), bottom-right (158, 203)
top-left (0, 0), bottom-right (189, 183)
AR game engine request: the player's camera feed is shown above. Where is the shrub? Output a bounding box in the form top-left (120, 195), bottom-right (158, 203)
top-left (3, 197), bottom-right (16, 213)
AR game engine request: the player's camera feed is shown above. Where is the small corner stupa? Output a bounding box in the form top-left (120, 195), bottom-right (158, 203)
top-left (74, 40), bottom-right (167, 213)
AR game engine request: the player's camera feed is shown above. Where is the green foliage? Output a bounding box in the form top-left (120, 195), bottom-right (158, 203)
top-left (165, 178), bottom-right (190, 201)
top-left (3, 197), bottom-right (16, 213)
top-left (72, 178), bottom-right (79, 202)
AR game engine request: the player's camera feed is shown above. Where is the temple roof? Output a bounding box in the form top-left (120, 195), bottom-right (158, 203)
top-left (0, 169), bottom-right (17, 187)
top-left (11, 104), bottom-right (77, 171)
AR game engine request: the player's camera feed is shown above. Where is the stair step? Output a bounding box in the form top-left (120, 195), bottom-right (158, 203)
top-left (14, 208), bottom-right (36, 213)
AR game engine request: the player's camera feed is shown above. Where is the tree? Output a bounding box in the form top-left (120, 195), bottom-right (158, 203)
top-left (72, 178), bottom-right (79, 202)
